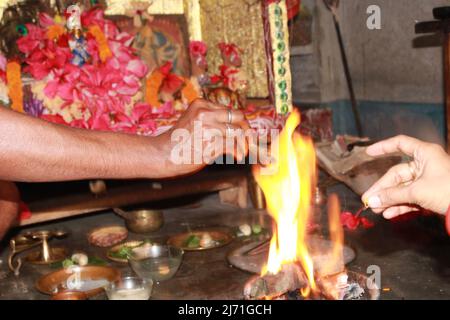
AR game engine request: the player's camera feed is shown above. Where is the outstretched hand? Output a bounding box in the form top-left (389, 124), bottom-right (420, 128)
top-left (158, 99), bottom-right (257, 177)
top-left (362, 135), bottom-right (450, 219)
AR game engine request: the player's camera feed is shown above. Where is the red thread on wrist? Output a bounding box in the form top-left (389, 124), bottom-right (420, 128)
top-left (446, 205), bottom-right (450, 236)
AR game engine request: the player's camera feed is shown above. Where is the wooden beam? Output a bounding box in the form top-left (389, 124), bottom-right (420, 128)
top-left (20, 171), bottom-right (247, 226)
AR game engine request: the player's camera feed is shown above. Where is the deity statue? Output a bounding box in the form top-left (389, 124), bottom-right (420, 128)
top-left (65, 4), bottom-right (90, 67)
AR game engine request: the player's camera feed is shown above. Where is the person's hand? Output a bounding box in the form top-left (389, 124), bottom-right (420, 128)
top-left (362, 135), bottom-right (450, 219)
top-left (158, 99), bottom-right (256, 177)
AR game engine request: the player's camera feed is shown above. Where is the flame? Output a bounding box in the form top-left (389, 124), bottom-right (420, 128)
top-left (253, 110), bottom-right (317, 293)
top-left (253, 110), bottom-right (346, 299)
top-left (323, 194), bottom-right (344, 277)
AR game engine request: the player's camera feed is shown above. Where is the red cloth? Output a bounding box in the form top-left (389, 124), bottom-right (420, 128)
top-left (286, 0), bottom-right (301, 20)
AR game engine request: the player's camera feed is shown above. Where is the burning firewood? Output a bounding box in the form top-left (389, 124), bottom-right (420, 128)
top-left (244, 263), bottom-right (308, 300)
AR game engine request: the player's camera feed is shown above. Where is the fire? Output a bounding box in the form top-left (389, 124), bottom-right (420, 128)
top-left (253, 110), bottom-right (317, 294)
top-left (253, 110), bottom-right (345, 299)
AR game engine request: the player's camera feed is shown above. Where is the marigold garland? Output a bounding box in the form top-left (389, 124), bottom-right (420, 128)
top-left (146, 70), bottom-right (200, 108)
top-left (6, 61), bottom-right (24, 113)
top-left (181, 78), bottom-right (200, 104)
top-left (145, 70), bottom-right (164, 108)
top-left (88, 25), bottom-right (112, 63)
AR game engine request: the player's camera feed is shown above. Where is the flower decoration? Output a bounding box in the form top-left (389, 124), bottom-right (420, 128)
top-left (6, 61), bottom-right (23, 113)
top-left (218, 42), bottom-right (243, 67)
top-left (211, 65), bottom-right (239, 88)
top-left (190, 41), bottom-right (207, 58)
top-left (88, 25), bottom-right (112, 63)
top-left (0, 54), bottom-right (6, 82)
top-left (9, 8), bottom-right (178, 134)
top-left (146, 62), bottom-right (200, 108)
top-left (341, 207), bottom-right (375, 231)
top-left (0, 6), bottom-right (197, 136)
top-left (124, 0), bottom-right (154, 28)
top-left (24, 96), bottom-right (44, 117)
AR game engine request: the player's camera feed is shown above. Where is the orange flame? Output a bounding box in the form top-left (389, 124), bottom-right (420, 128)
top-left (323, 194), bottom-right (344, 278)
top-left (253, 110), bottom-right (317, 294)
top-left (253, 110), bottom-right (347, 299)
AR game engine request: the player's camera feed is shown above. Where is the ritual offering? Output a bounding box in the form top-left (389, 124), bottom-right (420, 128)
top-left (8, 230), bottom-right (68, 276)
top-left (167, 228), bottom-right (234, 251)
top-left (104, 277), bottom-right (153, 301)
top-left (113, 208), bottom-right (164, 234)
top-left (107, 240), bottom-right (154, 264)
top-left (36, 266), bottom-right (121, 298)
top-left (128, 244), bottom-right (183, 283)
top-left (87, 226), bottom-right (128, 248)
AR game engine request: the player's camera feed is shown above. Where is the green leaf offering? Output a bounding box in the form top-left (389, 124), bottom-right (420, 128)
top-left (185, 235), bottom-right (200, 248)
top-left (252, 224), bottom-right (263, 235)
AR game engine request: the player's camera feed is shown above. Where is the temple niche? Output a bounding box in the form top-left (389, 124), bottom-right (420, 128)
top-left (199, 0), bottom-right (269, 98)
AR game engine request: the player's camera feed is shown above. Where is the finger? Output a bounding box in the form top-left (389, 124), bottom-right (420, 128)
top-left (225, 124), bottom-right (248, 162)
top-left (362, 162), bottom-right (416, 202)
top-left (366, 135), bottom-right (425, 158)
top-left (365, 185), bottom-right (415, 211)
top-left (204, 124), bottom-right (247, 162)
top-left (382, 206), bottom-right (420, 220)
top-left (212, 109), bottom-right (245, 125)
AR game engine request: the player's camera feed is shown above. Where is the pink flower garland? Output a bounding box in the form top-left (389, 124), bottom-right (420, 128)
top-left (17, 9), bottom-right (160, 134)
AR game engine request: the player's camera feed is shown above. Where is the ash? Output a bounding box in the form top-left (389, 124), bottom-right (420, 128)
top-left (342, 283), bottom-right (365, 300)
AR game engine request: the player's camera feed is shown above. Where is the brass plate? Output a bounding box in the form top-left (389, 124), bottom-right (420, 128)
top-left (106, 241), bottom-right (145, 264)
top-left (26, 247), bottom-right (67, 265)
top-left (167, 228), bottom-right (234, 251)
top-left (36, 266), bottom-right (121, 298)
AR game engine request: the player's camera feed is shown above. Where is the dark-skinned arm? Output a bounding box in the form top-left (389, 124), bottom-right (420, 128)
top-left (0, 99), bottom-right (249, 182)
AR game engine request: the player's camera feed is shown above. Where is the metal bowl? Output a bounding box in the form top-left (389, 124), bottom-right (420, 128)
top-left (114, 209), bottom-right (164, 234)
top-left (128, 245), bottom-right (183, 283)
top-left (36, 266), bottom-right (121, 298)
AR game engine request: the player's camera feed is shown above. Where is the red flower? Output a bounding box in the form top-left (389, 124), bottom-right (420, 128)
top-left (17, 24), bottom-right (46, 54)
top-left (211, 65), bottom-right (239, 87)
top-left (341, 210), bottom-right (375, 231)
top-left (341, 212), bottom-right (360, 230)
top-left (159, 62), bottom-right (185, 95)
top-left (81, 9), bottom-right (119, 38)
top-left (189, 41), bottom-right (207, 57)
top-left (25, 40), bottom-right (71, 80)
top-left (112, 103), bottom-right (157, 134)
top-left (218, 42), bottom-right (241, 57)
top-left (361, 217), bottom-right (375, 229)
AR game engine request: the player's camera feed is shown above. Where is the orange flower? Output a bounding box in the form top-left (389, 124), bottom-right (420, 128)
top-left (6, 61), bottom-right (24, 113)
top-left (145, 70), bottom-right (164, 108)
top-left (46, 25), bottom-right (65, 41)
top-left (182, 79), bottom-right (200, 104)
top-left (88, 25), bottom-right (112, 63)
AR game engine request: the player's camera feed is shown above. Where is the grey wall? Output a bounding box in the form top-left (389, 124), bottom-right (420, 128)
top-left (293, 0), bottom-right (448, 104)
